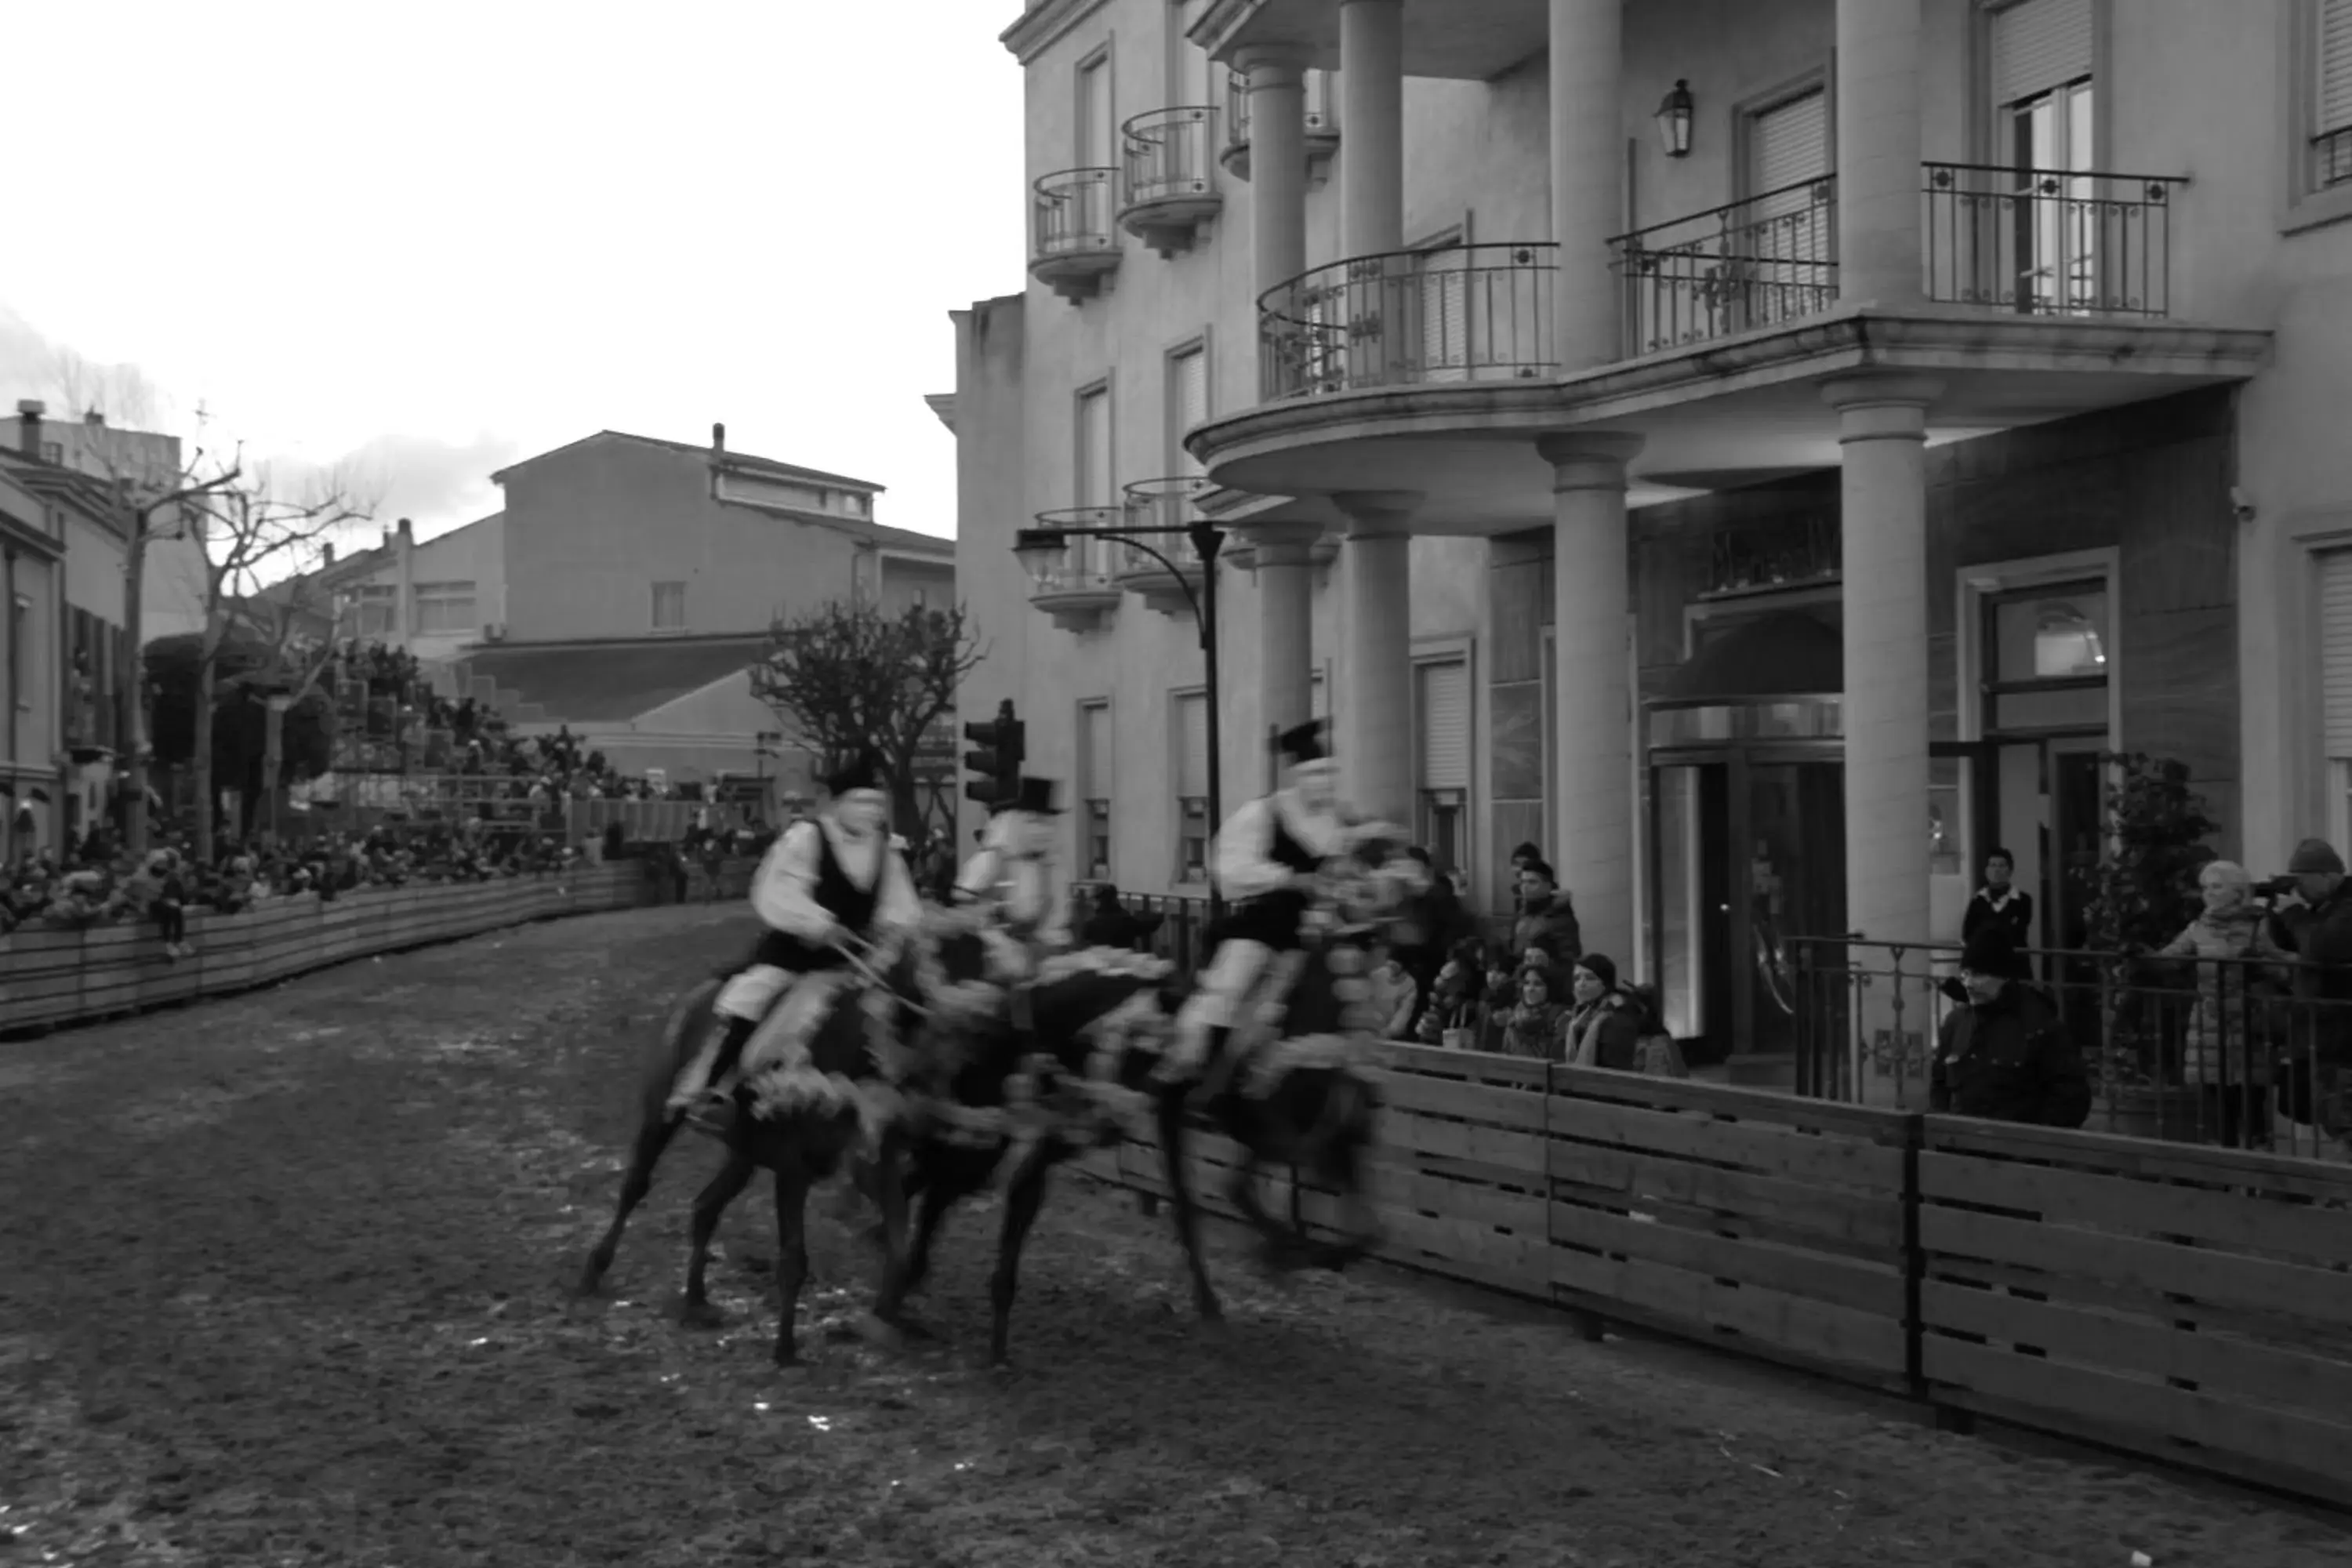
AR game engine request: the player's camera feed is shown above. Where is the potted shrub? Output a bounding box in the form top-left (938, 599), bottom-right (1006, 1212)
top-left (2080, 752), bottom-right (2218, 1140)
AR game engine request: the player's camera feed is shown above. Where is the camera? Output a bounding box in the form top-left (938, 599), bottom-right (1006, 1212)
top-left (2254, 873), bottom-right (2301, 901)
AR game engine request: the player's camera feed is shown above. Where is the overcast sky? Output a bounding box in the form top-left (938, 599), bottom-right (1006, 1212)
top-left (0, 0), bottom-right (1023, 548)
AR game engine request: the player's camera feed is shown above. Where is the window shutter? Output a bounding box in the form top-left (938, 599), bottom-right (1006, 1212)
top-left (1082, 703), bottom-right (1113, 799)
top-left (1416, 659), bottom-right (1470, 791)
top-left (1415, 245), bottom-right (1468, 383)
top-left (1751, 88), bottom-right (1828, 195)
top-left (1991, 0), bottom-right (2094, 108)
top-left (1174, 349), bottom-right (1209, 472)
top-left (1177, 693), bottom-right (1209, 797)
top-left (2323, 0), bottom-right (2352, 135)
top-left (2321, 551), bottom-right (2352, 757)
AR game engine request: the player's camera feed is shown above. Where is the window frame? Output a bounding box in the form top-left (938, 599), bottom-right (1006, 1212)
top-left (1077, 697), bottom-right (1113, 882)
top-left (1171, 686), bottom-right (1209, 889)
top-left (650, 579), bottom-right (688, 633)
top-left (412, 580), bottom-right (477, 635)
top-left (2285, 0), bottom-right (2352, 232)
top-left (1163, 333), bottom-right (1210, 477)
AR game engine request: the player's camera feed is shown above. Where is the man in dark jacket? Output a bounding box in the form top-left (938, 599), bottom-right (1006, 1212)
top-left (2269, 837), bottom-right (2352, 1131)
top-left (1511, 859), bottom-right (1582, 973)
top-left (1931, 924), bottom-right (2091, 1127)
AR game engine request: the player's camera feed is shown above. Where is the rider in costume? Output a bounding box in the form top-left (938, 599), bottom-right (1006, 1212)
top-left (953, 776), bottom-right (1072, 982)
top-left (665, 750), bottom-right (923, 1121)
top-left (1158, 718), bottom-right (1355, 1088)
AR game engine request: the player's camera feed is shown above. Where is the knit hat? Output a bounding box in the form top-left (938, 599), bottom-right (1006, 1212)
top-left (2288, 837), bottom-right (2347, 875)
top-left (1959, 923), bottom-right (2031, 981)
top-left (1573, 953), bottom-right (1619, 992)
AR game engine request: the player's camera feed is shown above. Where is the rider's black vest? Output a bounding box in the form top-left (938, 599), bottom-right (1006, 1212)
top-left (752, 818), bottom-right (884, 973)
top-left (1221, 796), bottom-right (1328, 955)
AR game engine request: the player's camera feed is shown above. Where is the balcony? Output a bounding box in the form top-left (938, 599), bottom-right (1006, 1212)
top-left (1116, 477), bottom-right (1211, 617)
top-left (1259, 241), bottom-right (1557, 401)
top-left (1220, 70), bottom-right (1339, 184)
top-left (1030, 168), bottom-right (1121, 304)
top-left (1120, 108), bottom-right (1221, 257)
top-left (1922, 162), bottom-right (2187, 319)
top-left (1610, 177), bottom-right (1838, 358)
top-left (1022, 508), bottom-right (1123, 633)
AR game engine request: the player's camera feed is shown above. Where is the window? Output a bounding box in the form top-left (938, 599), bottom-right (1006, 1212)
top-left (652, 580), bottom-right (687, 631)
top-left (9, 593), bottom-right (29, 712)
top-left (1987, 0), bottom-right (2096, 313)
top-left (1985, 583), bottom-right (2109, 728)
top-left (1079, 53), bottom-right (1114, 167)
top-left (1079, 700), bottom-right (1113, 880)
top-left (413, 581), bottom-right (477, 634)
top-left (1742, 85), bottom-right (1833, 328)
top-left (1414, 656), bottom-right (1471, 873)
top-left (2318, 0), bottom-right (2352, 190)
top-left (911, 587), bottom-right (928, 610)
top-left (1167, 344), bottom-right (1208, 474)
top-left (1171, 1), bottom-right (1212, 106)
top-left (1174, 690), bottom-right (1208, 882)
top-left (347, 584), bottom-right (397, 637)
top-left (2321, 551), bottom-right (2352, 846)
top-left (1412, 238), bottom-right (1468, 383)
top-left (1073, 385), bottom-right (1114, 579)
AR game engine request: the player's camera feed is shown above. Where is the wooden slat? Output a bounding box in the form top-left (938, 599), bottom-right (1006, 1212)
top-left (1551, 1244), bottom-right (1909, 1376)
top-left (1552, 1200), bottom-right (1906, 1318)
top-left (1548, 1095), bottom-right (1906, 1191)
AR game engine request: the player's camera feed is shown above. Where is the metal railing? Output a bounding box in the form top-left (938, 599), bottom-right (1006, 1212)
top-left (2316, 126), bottom-right (2352, 192)
top-left (1791, 935), bottom-right (2352, 1163)
top-left (1032, 167), bottom-right (1119, 258)
top-left (1259, 241), bottom-right (1558, 401)
top-left (1122, 107), bottom-right (1216, 210)
top-left (1022, 508), bottom-right (1122, 595)
top-left (1922, 162), bottom-right (2187, 319)
top-left (1609, 176), bottom-right (1838, 358)
top-left (1120, 474), bottom-right (1211, 537)
top-left (1070, 883), bottom-right (1211, 978)
top-left (1223, 70), bottom-right (1336, 165)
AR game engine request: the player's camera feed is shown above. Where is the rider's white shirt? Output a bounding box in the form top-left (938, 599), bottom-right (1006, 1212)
top-left (751, 815), bottom-right (922, 941)
top-left (1212, 790), bottom-right (1349, 901)
top-left (956, 837), bottom-right (1069, 945)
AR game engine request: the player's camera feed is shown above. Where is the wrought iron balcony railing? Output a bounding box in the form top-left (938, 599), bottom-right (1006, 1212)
top-left (1122, 107), bottom-right (1216, 211)
top-left (1120, 474), bottom-right (1212, 539)
top-left (1221, 69), bottom-right (1338, 180)
top-left (1922, 162), bottom-right (2188, 319)
top-left (1608, 176), bottom-right (1838, 358)
top-left (1022, 507), bottom-right (1123, 593)
top-left (1030, 168), bottom-right (1122, 303)
top-left (1258, 241), bottom-right (1558, 401)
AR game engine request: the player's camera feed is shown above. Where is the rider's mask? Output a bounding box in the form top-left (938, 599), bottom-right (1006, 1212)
top-left (833, 788), bottom-right (888, 838)
top-left (1011, 811), bottom-right (1053, 859)
top-left (1290, 757), bottom-right (1339, 814)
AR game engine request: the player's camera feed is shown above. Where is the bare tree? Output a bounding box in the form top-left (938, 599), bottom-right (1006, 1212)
top-left (749, 601), bottom-right (983, 837)
top-left (183, 467), bottom-right (373, 858)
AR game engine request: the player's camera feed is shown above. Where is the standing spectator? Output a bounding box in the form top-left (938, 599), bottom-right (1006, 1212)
top-left (1507, 841), bottom-right (1543, 915)
top-left (1364, 940), bottom-right (1418, 1040)
top-left (1077, 885), bottom-right (1159, 951)
top-left (1511, 859), bottom-right (1583, 972)
top-left (1962, 847), bottom-right (2034, 946)
top-left (1931, 925), bottom-right (2091, 1127)
top-left (2269, 837), bottom-right (2352, 1152)
top-left (2154, 860), bottom-right (2290, 1146)
top-left (1395, 845), bottom-right (1470, 1034)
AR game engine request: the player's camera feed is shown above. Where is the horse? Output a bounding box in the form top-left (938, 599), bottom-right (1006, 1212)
top-left (572, 933), bottom-right (935, 1367)
top-left (1152, 830), bottom-right (1438, 1323)
top-left (865, 912), bottom-right (1178, 1367)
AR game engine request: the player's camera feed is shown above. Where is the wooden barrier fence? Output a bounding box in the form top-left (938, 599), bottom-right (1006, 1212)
top-left (1092, 1041), bottom-right (2352, 1509)
top-left (2, 861), bottom-right (652, 1035)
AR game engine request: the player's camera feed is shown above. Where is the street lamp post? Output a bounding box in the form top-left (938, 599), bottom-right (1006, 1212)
top-left (1013, 517), bottom-right (1227, 924)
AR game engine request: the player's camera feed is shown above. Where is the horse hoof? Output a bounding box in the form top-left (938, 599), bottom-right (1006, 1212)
top-left (569, 1266), bottom-right (607, 1300)
top-left (677, 1298), bottom-right (726, 1330)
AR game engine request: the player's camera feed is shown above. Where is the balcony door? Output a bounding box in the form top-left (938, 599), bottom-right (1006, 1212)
top-left (1074, 386), bottom-right (1112, 580)
top-left (1990, 0), bottom-right (2097, 313)
top-left (1741, 85), bottom-right (1831, 331)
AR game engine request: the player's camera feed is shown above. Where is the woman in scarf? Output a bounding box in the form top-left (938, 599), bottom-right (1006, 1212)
top-left (2154, 859), bottom-right (2293, 1146)
top-left (1563, 953), bottom-right (1646, 1072)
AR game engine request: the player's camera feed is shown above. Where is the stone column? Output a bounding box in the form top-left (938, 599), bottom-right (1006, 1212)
top-left (1824, 376), bottom-right (1940, 946)
top-left (1333, 492), bottom-right (1418, 825)
top-left (1834, 0), bottom-right (1924, 307)
top-left (1239, 46), bottom-right (1309, 299)
top-left (1538, 433), bottom-right (1643, 965)
top-left (1339, 0), bottom-right (1405, 256)
top-left (1548, 0), bottom-right (1624, 370)
top-left (1243, 521), bottom-right (1324, 786)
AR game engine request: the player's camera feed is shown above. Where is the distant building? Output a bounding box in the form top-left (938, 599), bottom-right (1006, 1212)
top-left (10, 401), bottom-right (209, 644)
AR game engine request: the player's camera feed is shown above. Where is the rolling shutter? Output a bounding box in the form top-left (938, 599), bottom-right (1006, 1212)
top-left (1173, 347), bottom-right (1208, 472)
top-left (1415, 245), bottom-right (1467, 382)
top-left (2323, 0), bottom-right (2352, 136)
top-left (1081, 702), bottom-right (1113, 800)
top-left (1991, 0), bottom-right (2094, 108)
top-left (1750, 88), bottom-right (1828, 197)
top-left (1417, 659), bottom-right (1470, 791)
top-left (1177, 691), bottom-right (1209, 797)
top-left (2321, 551), bottom-right (2352, 757)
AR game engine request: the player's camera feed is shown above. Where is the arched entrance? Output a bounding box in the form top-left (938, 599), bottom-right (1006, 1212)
top-left (1646, 609), bottom-right (1846, 1077)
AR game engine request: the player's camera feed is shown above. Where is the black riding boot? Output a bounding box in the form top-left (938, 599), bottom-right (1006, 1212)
top-left (669, 1012), bottom-right (757, 1118)
top-left (1192, 1026), bottom-right (1238, 1106)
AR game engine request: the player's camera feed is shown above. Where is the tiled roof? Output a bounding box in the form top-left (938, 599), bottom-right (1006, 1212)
top-left (456, 634), bottom-right (771, 724)
top-left (491, 430), bottom-right (882, 493)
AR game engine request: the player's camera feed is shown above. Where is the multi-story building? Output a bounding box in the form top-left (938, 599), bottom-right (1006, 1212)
top-left (314, 426), bottom-right (956, 797)
top-left (15, 402), bottom-right (211, 644)
top-left (952, 0), bottom-right (2352, 1072)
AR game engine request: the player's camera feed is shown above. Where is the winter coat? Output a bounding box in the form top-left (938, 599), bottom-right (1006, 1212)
top-left (1931, 980), bottom-right (2092, 1127)
top-left (1511, 895), bottom-right (1583, 973)
top-left (1564, 991), bottom-right (1644, 1072)
top-left (2154, 907), bottom-right (2292, 1087)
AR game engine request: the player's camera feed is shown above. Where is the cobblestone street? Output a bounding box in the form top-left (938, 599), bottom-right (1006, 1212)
top-left (2, 907), bottom-right (2345, 1567)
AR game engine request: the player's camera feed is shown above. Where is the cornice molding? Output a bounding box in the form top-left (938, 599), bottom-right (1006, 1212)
top-left (1000, 0), bottom-right (1111, 64)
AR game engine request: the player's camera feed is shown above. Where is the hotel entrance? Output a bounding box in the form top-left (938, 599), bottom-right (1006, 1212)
top-left (1646, 611), bottom-right (1846, 1076)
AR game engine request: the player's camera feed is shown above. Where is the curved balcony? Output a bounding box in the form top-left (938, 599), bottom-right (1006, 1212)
top-left (1120, 108), bottom-right (1221, 258)
top-left (1116, 477), bottom-right (1211, 617)
top-left (1030, 169), bottom-right (1121, 304)
top-left (1221, 70), bottom-right (1339, 184)
top-left (1022, 508), bottom-right (1123, 632)
top-left (1258, 241), bottom-right (1558, 401)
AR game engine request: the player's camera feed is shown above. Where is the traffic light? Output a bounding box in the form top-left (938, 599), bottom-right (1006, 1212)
top-left (961, 700), bottom-right (1025, 809)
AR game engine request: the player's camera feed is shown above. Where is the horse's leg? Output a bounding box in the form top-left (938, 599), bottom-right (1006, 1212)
top-left (1225, 1142), bottom-right (1308, 1272)
top-left (678, 1144), bottom-right (756, 1329)
top-left (1153, 1089), bottom-right (1222, 1323)
top-left (771, 1156), bottom-right (815, 1367)
top-left (876, 1160), bottom-right (958, 1338)
top-left (855, 1131), bottom-right (913, 1348)
top-left (1308, 1122), bottom-right (1382, 1272)
top-left (575, 1108), bottom-right (678, 1296)
top-left (987, 1143), bottom-right (1057, 1368)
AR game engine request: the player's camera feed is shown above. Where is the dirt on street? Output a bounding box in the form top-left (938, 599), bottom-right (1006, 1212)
top-left (2, 906), bottom-right (2346, 1567)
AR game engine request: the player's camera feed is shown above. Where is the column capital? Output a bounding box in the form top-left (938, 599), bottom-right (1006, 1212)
top-left (1330, 489), bottom-right (1421, 538)
top-left (1234, 520), bottom-right (1327, 564)
top-left (1820, 374), bottom-right (1943, 416)
top-left (1233, 43), bottom-right (1312, 83)
top-left (1537, 430), bottom-right (1645, 488)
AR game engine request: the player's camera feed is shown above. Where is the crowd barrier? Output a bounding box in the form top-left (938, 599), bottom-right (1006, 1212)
top-left (1, 862), bottom-right (653, 1035)
top-left (1078, 1042), bottom-right (2352, 1510)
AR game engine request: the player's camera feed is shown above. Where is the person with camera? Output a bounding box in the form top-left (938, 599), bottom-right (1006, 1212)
top-left (2262, 839), bottom-right (2352, 1154)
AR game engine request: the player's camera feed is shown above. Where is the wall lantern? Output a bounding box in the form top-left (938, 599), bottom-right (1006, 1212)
top-left (1655, 79), bottom-right (1695, 158)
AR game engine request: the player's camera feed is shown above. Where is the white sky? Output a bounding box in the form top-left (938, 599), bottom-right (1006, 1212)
top-left (0, 0), bottom-right (1025, 548)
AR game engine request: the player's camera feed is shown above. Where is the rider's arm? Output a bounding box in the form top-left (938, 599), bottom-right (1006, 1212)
top-left (1211, 798), bottom-right (1292, 900)
top-left (952, 845), bottom-right (1002, 904)
top-left (748, 822), bottom-right (835, 939)
top-left (873, 845), bottom-right (925, 933)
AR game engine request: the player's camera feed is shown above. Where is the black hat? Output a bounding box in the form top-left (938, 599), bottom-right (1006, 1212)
top-left (1011, 776), bottom-right (1062, 815)
top-left (1276, 718), bottom-right (1329, 767)
top-left (1958, 923), bottom-right (2031, 982)
top-left (822, 750), bottom-right (884, 797)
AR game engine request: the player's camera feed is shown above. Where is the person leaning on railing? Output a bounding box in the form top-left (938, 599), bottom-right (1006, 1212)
top-left (1930, 924), bottom-right (2092, 1128)
top-left (2265, 838), bottom-right (2352, 1150)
